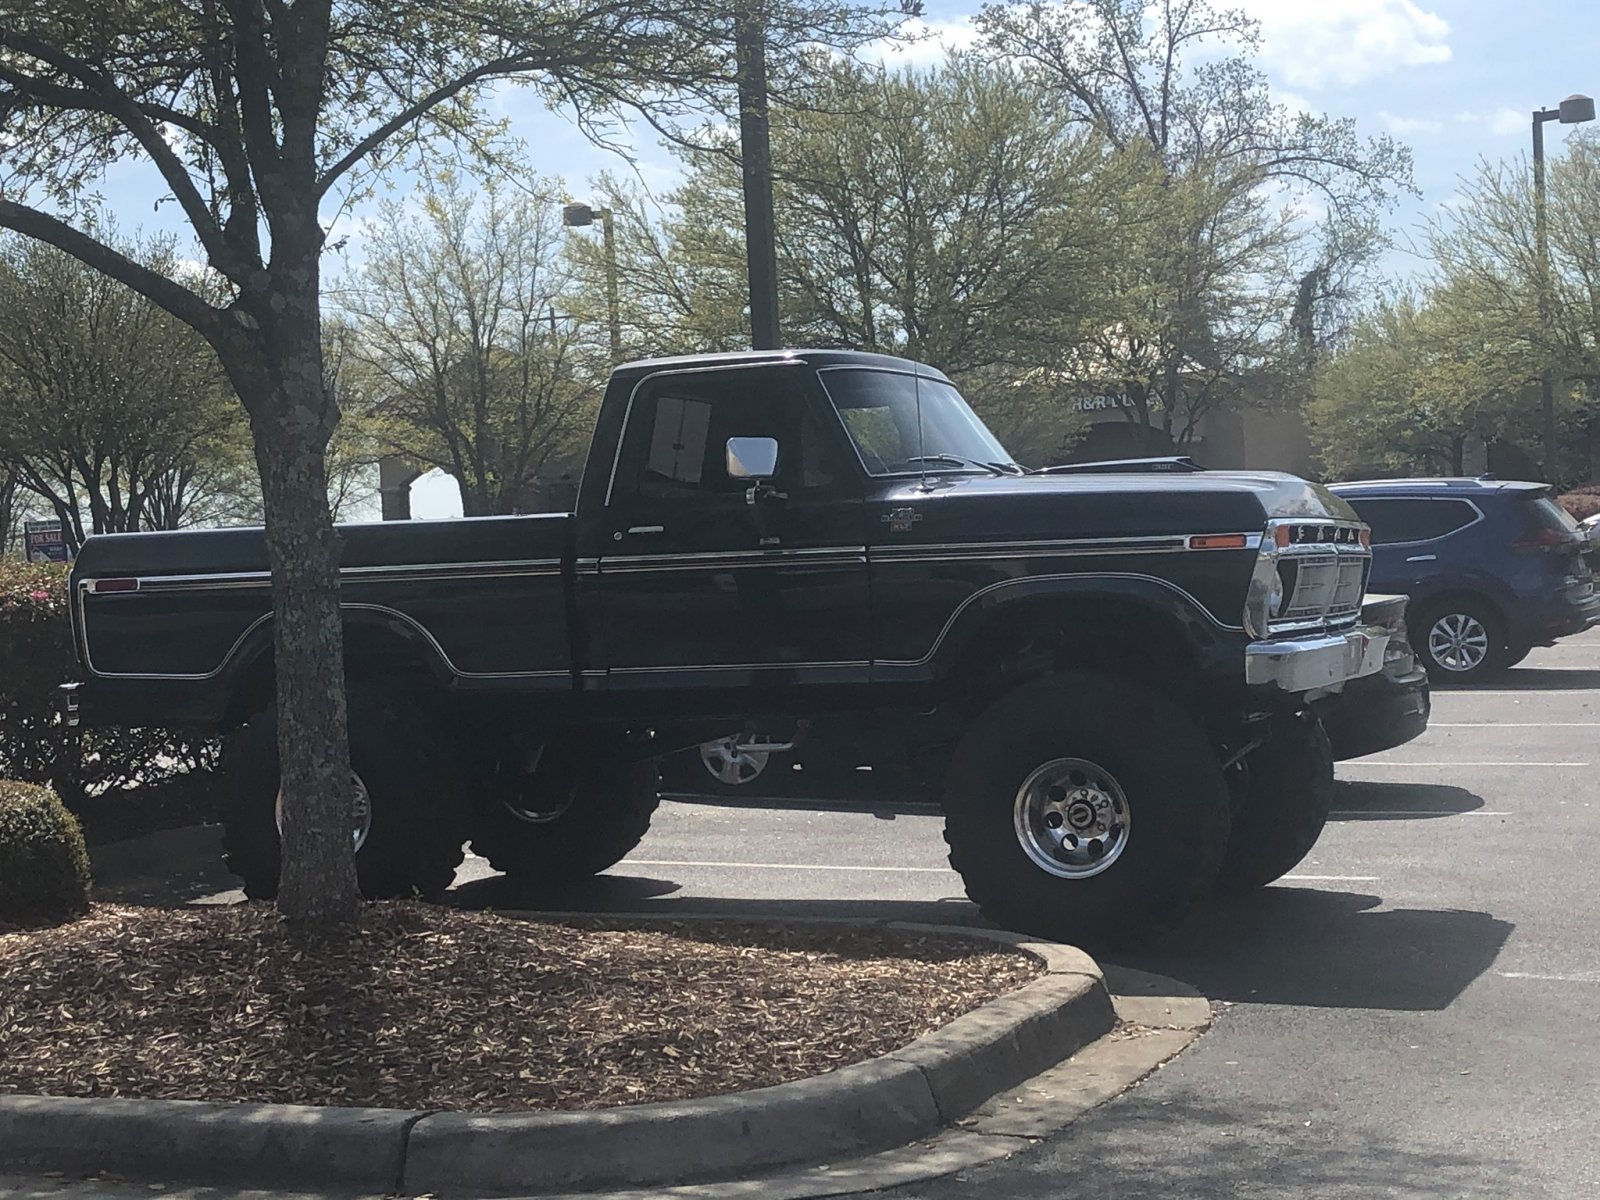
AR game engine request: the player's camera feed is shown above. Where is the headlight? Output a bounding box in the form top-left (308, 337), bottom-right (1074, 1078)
top-left (1243, 549), bottom-right (1285, 639)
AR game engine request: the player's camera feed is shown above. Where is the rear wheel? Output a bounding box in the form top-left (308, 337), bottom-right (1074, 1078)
top-left (1215, 713), bottom-right (1334, 893)
top-left (1413, 599), bottom-right (1509, 684)
top-left (219, 686), bottom-right (466, 900)
top-left (942, 672), bottom-right (1230, 950)
top-left (467, 744), bottom-right (660, 886)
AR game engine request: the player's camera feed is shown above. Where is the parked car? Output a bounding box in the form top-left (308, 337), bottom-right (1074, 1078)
top-left (66, 349), bottom-right (1387, 945)
top-left (1328, 477), bottom-right (1600, 683)
top-left (1321, 594), bottom-right (1430, 760)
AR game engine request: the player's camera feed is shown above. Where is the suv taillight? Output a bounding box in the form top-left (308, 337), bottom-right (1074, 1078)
top-left (1511, 528), bottom-right (1575, 550)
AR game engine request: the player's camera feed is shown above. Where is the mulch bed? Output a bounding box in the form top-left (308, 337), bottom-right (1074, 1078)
top-left (0, 903), bottom-right (1039, 1113)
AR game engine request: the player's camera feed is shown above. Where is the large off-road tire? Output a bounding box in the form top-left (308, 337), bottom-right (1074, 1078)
top-left (467, 749), bottom-right (660, 886)
top-left (1412, 597), bottom-right (1510, 684)
top-left (1214, 712), bottom-right (1334, 894)
top-left (942, 672), bottom-right (1231, 950)
top-left (219, 686), bottom-right (467, 900)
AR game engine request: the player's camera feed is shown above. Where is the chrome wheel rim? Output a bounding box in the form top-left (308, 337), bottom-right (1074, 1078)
top-left (274, 772), bottom-right (373, 853)
top-left (1013, 757), bottom-right (1131, 880)
top-left (501, 786), bottom-right (575, 825)
top-left (699, 737), bottom-right (770, 787)
top-left (1428, 613), bottom-right (1490, 673)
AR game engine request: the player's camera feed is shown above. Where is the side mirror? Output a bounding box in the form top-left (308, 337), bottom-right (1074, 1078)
top-left (726, 436), bottom-right (779, 481)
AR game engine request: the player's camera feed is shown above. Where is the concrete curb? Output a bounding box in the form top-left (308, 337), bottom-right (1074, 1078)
top-left (0, 921), bottom-right (1117, 1196)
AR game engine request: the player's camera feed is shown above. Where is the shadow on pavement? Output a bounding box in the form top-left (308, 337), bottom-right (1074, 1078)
top-left (88, 823), bottom-right (238, 905)
top-left (1119, 887), bottom-right (1512, 1012)
top-left (449, 872), bottom-right (683, 910)
top-left (1456, 665), bottom-right (1600, 691)
top-left (1327, 780), bottom-right (1486, 820)
top-left (881, 1091), bottom-right (1524, 1200)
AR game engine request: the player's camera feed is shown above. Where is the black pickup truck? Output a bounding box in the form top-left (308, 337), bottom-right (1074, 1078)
top-left (66, 350), bottom-right (1386, 944)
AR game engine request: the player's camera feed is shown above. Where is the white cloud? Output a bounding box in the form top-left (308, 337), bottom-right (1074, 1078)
top-left (1377, 110), bottom-right (1443, 136)
top-left (1489, 108), bottom-right (1528, 136)
top-left (1236, 0), bottom-right (1451, 89)
top-left (861, 16), bottom-right (980, 68)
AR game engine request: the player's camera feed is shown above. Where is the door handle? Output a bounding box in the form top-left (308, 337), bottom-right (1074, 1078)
top-left (1405, 554), bottom-right (1437, 562)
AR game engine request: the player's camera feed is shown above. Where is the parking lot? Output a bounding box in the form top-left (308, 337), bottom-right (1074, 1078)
top-left (87, 632), bottom-right (1600, 1198)
top-left (450, 632), bottom-right (1600, 1199)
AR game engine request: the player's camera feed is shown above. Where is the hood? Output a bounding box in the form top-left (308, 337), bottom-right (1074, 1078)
top-left (871, 469), bottom-right (1357, 543)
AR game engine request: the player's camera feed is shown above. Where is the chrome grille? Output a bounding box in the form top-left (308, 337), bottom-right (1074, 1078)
top-left (1269, 520), bottom-right (1371, 634)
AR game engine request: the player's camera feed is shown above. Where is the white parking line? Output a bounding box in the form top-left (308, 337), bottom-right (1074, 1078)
top-left (1282, 875), bottom-right (1380, 882)
top-left (1498, 971), bottom-right (1600, 984)
top-left (1429, 724), bottom-right (1600, 732)
top-left (1340, 762), bottom-right (1588, 768)
top-left (1330, 810), bottom-right (1513, 818)
top-left (626, 858), bottom-right (955, 874)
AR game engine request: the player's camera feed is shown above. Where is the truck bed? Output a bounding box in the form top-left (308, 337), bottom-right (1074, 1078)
top-left (73, 514), bottom-right (574, 687)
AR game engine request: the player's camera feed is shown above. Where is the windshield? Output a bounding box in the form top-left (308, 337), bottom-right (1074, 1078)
top-left (819, 368), bottom-right (1016, 476)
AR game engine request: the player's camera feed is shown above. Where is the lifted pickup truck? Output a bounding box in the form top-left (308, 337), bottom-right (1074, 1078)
top-left (66, 350), bottom-right (1386, 944)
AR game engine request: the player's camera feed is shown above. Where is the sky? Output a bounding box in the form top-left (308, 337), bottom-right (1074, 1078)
top-left (84, 0), bottom-right (1600, 518)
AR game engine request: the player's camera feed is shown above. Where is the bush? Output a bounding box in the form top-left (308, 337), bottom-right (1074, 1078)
top-left (0, 558), bottom-right (219, 818)
top-left (1557, 492), bottom-right (1600, 521)
top-left (0, 780), bottom-right (92, 927)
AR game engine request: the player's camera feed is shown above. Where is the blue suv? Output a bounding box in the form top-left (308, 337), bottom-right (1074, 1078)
top-left (1328, 478), bottom-right (1600, 683)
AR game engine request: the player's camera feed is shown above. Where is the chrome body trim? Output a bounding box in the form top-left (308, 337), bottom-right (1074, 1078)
top-left (876, 571), bottom-right (1246, 668)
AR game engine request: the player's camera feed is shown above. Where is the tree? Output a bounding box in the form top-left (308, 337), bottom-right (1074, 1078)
top-left (0, 0), bottom-right (908, 923)
top-left (339, 172), bottom-right (595, 516)
top-left (0, 233), bottom-right (252, 546)
top-left (585, 55), bottom-right (1117, 460)
top-left (1428, 132), bottom-right (1600, 482)
top-left (1308, 282), bottom-right (1539, 479)
top-left (975, 0), bottom-right (1411, 450)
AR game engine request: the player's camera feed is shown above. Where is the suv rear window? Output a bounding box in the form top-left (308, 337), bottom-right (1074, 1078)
top-left (1529, 496), bottom-right (1581, 535)
top-left (1349, 497), bottom-right (1479, 545)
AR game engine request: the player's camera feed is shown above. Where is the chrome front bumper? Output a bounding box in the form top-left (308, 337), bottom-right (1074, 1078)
top-left (1245, 625), bottom-right (1389, 694)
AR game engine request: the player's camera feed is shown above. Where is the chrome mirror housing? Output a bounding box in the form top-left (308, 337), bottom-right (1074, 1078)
top-left (726, 436), bottom-right (779, 481)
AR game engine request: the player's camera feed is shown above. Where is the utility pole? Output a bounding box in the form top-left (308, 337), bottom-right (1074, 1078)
top-left (736, 0), bottom-right (781, 351)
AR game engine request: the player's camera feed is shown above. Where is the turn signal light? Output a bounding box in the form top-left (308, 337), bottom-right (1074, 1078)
top-left (91, 578), bottom-right (140, 594)
top-left (1189, 534), bottom-right (1250, 550)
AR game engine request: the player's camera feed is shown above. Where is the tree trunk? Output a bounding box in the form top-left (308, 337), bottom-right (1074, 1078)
top-left (220, 300), bottom-right (359, 926)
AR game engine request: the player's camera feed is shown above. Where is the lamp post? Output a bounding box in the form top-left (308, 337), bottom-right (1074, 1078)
top-left (1532, 93), bottom-right (1595, 483)
top-left (562, 202), bottom-right (623, 364)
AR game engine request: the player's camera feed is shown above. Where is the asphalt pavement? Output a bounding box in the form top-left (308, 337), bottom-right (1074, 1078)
top-left (474, 634), bottom-right (1600, 1199)
top-left (74, 631), bottom-right (1600, 1198)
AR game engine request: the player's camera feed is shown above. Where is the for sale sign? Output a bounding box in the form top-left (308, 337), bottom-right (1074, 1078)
top-left (24, 519), bottom-right (71, 563)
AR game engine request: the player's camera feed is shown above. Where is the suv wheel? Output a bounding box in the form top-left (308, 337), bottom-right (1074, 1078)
top-left (1413, 599), bottom-right (1509, 684)
top-left (942, 672), bottom-right (1230, 950)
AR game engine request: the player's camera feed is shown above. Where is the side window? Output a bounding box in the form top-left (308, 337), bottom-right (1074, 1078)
top-left (622, 370), bottom-right (851, 507)
top-left (1356, 498), bottom-right (1477, 545)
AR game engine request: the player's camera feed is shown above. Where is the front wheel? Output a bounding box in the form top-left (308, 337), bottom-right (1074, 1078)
top-left (1214, 713), bottom-right (1334, 894)
top-left (1413, 599), bottom-right (1509, 684)
top-left (942, 672), bottom-right (1231, 950)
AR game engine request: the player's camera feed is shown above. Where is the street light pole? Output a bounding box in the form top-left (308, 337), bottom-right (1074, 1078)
top-left (736, 0), bottom-right (781, 351)
top-left (1531, 94), bottom-right (1596, 484)
top-left (561, 202), bottom-right (623, 365)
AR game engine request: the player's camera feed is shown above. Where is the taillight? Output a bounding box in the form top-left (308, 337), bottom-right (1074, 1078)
top-left (1511, 528), bottom-right (1575, 550)
top-left (90, 577), bottom-right (140, 594)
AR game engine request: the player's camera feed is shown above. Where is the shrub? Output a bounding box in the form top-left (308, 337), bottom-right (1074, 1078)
top-left (1557, 492), bottom-right (1600, 522)
top-left (0, 780), bottom-right (92, 927)
top-left (0, 557), bottom-right (219, 817)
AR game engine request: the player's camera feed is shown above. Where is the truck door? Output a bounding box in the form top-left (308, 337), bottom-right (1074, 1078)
top-left (596, 363), bottom-right (870, 686)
